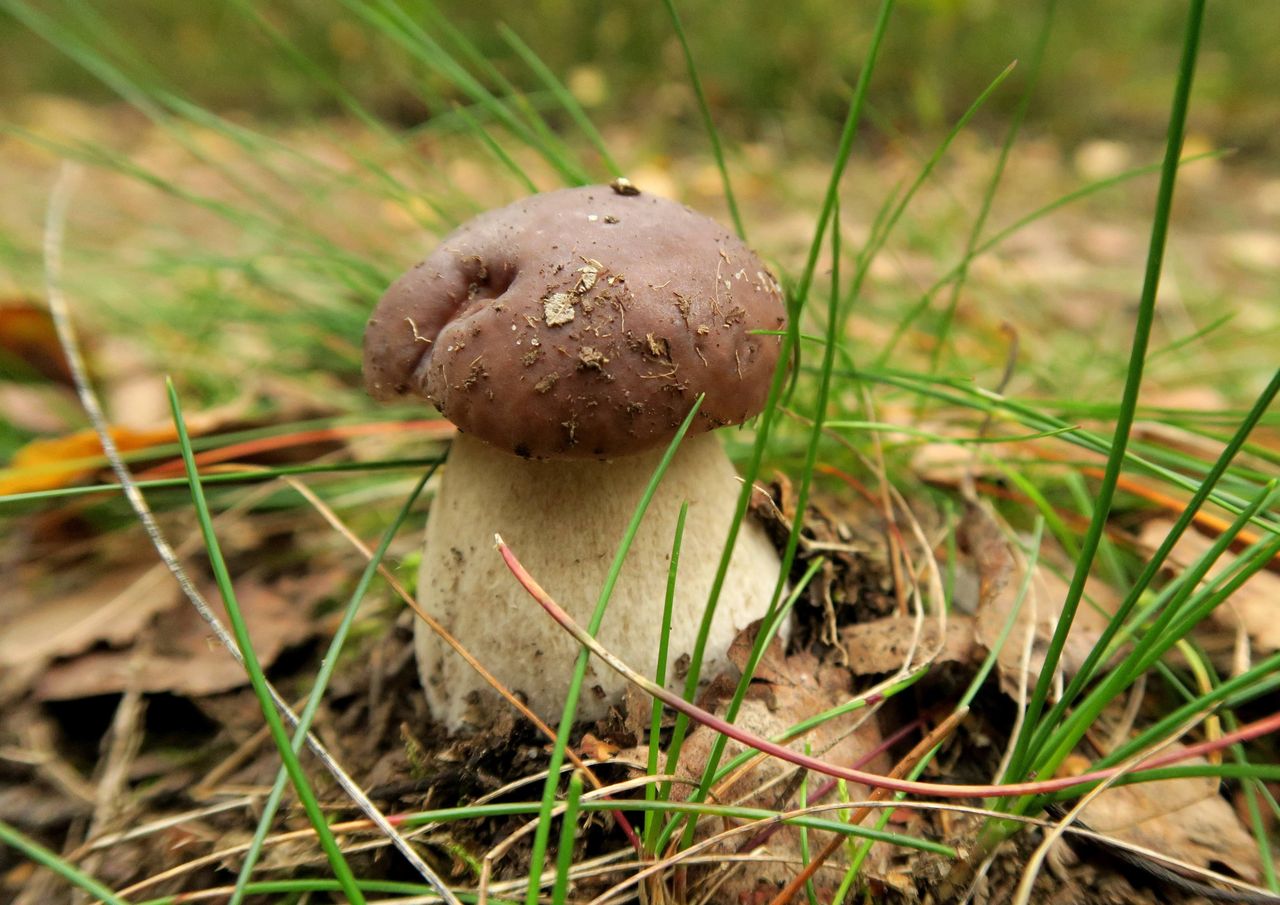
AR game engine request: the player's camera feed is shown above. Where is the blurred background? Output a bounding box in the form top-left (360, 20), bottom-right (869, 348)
top-left (3, 0), bottom-right (1278, 155)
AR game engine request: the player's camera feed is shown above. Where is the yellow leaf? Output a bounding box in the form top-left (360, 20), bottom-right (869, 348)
top-left (0, 425), bottom-right (177, 494)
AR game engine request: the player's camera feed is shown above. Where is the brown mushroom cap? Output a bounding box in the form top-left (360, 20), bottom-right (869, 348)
top-left (363, 185), bottom-right (785, 459)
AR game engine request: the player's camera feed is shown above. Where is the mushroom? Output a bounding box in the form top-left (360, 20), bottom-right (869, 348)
top-left (364, 185), bottom-right (787, 730)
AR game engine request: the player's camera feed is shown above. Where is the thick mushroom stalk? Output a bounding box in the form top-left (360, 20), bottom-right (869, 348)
top-left (417, 431), bottom-right (781, 726)
top-left (364, 185), bottom-right (787, 730)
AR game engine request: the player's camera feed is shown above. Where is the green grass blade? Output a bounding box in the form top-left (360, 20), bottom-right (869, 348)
top-left (1148, 511), bottom-right (1280, 660)
top-left (1027, 483), bottom-right (1279, 807)
top-left (1013, 0), bottom-right (1207, 778)
top-left (1244, 776), bottom-right (1280, 890)
top-left (930, 0), bottom-right (1056, 372)
top-left (674, 196), bottom-right (851, 851)
top-left (658, 2), bottom-right (897, 840)
top-left (653, 557), bottom-right (828, 854)
top-left (850, 364), bottom-right (1276, 532)
top-left (451, 100), bottom-right (541, 193)
top-left (524, 396), bottom-right (705, 905)
top-left (224, 0), bottom-right (461, 220)
top-left (788, 0), bottom-right (895, 337)
top-left (840, 60), bottom-right (1017, 332)
top-left (498, 23), bottom-right (621, 178)
top-left (2, 4), bottom-right (284, 223)
top-left (838, 520), bottom-right (1044, 888)
top-left (1035, 649), bottom-right (1280, 813)
top-left (661, 0), bottom-right (746, 241)
top-left (798, 742), bottom-right (818, 905)
top-left (1148, 311), bottom-right (1236, 362)
top-left (139, 880), bottom-right (518, 905)
top-left (1025, 366), bottom-right (1279, 768)
top-left (1166, 661), bottom-right (1278, 891)
top-left (0, 819), bottom-right (131, 905)
top-left (229, 467), bottom-right (437, 904)
top-left (344, 0), bottom-right (589, 186)
top-left (644, 501), bottom-right (688, 849)
top-left (167, 381), bottom-right (366, 904)
top-left (706, 652), bottom-right (928, 795)
top-left (0, 457), bottom-right (442, 506)
top-left (414, 0), bottom-right (586, 174)
top-left (873, 149), bottom-right (1226, 370)
top-left (551, 771), bottom-right (585, 905)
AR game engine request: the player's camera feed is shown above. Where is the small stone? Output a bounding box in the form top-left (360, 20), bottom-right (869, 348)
top-left (609, 176), bottom-right (640, 196)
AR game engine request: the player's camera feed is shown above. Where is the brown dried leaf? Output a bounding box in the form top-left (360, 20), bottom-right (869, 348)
top-left (0, 300), bottom-right (75, 385)
top-left (726, 617), bottom-right (792, 685)
top-left (35, 577), bottom-right (317, 700)
top-left (0, 394), bottom-right (264, 494)
top-left (839, 614), bottom-right (978, 675)
top-left (1076, 762), bottom-right (1262, 882)
top-left (912, 437), bottom-right (1027, 486)
top-left (0, 563), bottom-right (182, 687)
top-left (1139, 519), bottom-right (1280, 654)
top-left (960, 503), bottom-right (1112, 697)
top-left (579, 733), bottom-right (619, 761)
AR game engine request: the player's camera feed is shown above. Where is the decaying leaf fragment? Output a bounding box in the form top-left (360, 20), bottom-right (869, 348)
top-left (0, 563), bottom-right (182, 696)
top-left (34, 574), bottom-right (323, 700)
top-left (959, 503), bottom-right (1112, 697)
top-left (840, 614), bottom-right (978, 676)
top-left (0, 424), bottom-right (179, 494)
top-left (1071, 756), bottom-right (1263, 883)
top-left (1139, 518), bottom-right (1280, 655)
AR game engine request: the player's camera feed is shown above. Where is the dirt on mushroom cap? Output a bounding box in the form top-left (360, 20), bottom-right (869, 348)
top-left (362, 185), bottom-right (786, 459)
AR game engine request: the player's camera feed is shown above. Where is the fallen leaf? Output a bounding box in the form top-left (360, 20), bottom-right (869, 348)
top-left (1074, 760), bottom-right (1262, 882)
top-left (639, 628), bottom-right (890, 901)
top-left (0, 562), bottom-right (181, 679)
top-left (0, 425), bottom-right (177, 494)
top-left (0, 398), bottom-right (261, 494)
top-left (960, 503), bottom-right (1112, 697)
top-left (840, 614), bottom-right (978, 675)
top-left (912, 437), bottom-right (1027, 486)
top-left (726, 617), bottom-right (793, 685)
top-left (579, 733), bottom-right (619, 761)
top-left (35, 576), bottom-right (317, 700)
top-left (0, 300), bottom-right (74, 385)
top-left (1139, 519), bottom-right (1280, 654)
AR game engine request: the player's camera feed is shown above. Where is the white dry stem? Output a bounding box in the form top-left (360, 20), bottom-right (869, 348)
top-left (416, 431), bottom-right (784, 729)
top-left (41, 163), bottom-right (459, 904)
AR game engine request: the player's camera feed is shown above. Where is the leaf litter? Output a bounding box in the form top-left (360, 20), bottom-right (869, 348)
top-left (5, 425), bottom-right (1274, 903)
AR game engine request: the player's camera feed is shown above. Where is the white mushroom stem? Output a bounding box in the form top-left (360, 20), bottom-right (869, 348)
top-left (415, 431), bottom-right (785, 730)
